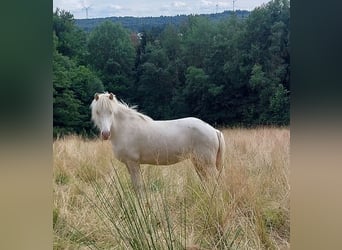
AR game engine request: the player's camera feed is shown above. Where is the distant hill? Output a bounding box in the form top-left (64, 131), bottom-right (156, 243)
top-left (75, 10), bottom-right (250, 32)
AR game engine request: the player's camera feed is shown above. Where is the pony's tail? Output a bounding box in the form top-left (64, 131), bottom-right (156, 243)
top-left (216, 130), bottom-right (226, 173)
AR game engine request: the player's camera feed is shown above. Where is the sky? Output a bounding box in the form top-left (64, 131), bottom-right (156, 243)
top-left (53, 0), bottom-right (272, 19)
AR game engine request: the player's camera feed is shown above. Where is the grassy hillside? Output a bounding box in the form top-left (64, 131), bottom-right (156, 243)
top-left (53, 127), bottom-right (289, 249)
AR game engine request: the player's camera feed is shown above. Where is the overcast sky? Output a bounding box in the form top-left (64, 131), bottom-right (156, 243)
top-left (53, 0), bottom-right (272, 19)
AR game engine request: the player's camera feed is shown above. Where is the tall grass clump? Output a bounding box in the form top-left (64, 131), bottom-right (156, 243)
top-left (79, 163), bottom-right (187, 249)
top-left (53, 127), bottom-right (290, 249)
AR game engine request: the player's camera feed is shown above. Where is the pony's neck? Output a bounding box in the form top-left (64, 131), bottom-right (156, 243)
top-left (114, 100), bottom-right (152, 123)
top-left (114, 108), bottom-right (145, 123)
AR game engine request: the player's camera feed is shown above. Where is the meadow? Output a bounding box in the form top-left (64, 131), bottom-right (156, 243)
top-left (53, 127), bottom-right (290, 249)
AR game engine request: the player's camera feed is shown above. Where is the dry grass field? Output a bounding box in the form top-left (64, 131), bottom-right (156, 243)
top-left (53, 127), bottom-right (290, 249)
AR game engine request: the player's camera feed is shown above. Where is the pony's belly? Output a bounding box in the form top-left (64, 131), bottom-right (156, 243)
top-left (139, 149), bottom-right (186, 165)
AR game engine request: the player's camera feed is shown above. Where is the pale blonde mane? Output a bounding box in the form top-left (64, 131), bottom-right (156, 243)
top-left (115, 99), bottom-right (153, 121)
top-left (91, 93), bottom-right (115, 110)
top-left (91, 93), bottom-right (152, 122)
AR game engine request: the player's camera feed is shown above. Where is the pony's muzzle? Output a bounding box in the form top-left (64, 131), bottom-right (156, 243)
top-left (101, 131), bottom-right (111, 140)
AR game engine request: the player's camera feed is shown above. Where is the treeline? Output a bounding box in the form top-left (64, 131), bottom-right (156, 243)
top-left (75, 10), bottom-right (250, 32)
top-left (53, 0), bottom-right (290, 137)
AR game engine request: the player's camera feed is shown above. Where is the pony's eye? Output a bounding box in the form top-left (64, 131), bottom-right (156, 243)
top-left (96, 111), bottom-right (100, 115)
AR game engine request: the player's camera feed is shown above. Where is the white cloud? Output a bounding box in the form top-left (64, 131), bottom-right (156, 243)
top-left (54, 0), bottom-right (82, 11)
top-left (200, 0), bottom-right (214, 6)
top-left (109, 5), bottom-right (123, 11)
top-left (172, 1), bottom-right (187, 8)
top-left (217, 1), bottom-right (231, 8)
top-left (159, 1), bottom-right (190, 16)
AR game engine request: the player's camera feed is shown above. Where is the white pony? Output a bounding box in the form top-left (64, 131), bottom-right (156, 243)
top-left (91, 92), bottom-right (225, 193)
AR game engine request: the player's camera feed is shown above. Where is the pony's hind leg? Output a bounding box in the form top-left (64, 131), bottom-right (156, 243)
top-left (191, 155), bottom-right (218, 182)
top-left (192, 160), bottom-right (207, 182)
top-left (125, 161), bottom-right (143, 196)
top-left (192, 161), bottom-right (218, 196)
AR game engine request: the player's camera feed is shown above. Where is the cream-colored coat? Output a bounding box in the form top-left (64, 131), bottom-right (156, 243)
top-left (91, 92), bottom-right (225, 194)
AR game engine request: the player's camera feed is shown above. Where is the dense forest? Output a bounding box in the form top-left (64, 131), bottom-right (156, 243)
top-left (75, 10), bottom-right (250, 32)
top-left (53, 0), bottom-right (290, 137)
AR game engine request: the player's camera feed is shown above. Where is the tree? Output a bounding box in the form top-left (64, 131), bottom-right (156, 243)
top-left (181, 16), bottom-right (217, 69)
top-left (204, 15), bottom-right (252, 125)
top-left (249, 63), bottom-right (272, 123)
top-left (244, 0), bottom-right (290, 124)
top-left (70, 66), bottom-right (104, 134)
top-left (269, 84), bottom-right (290, 125)
top-left (53, 8), bottom-right (87, 63)
top-left (177, 66), bottom-right (223, 123)
top-left (134, 42), bottom-right (175, 119)
top-left (53, 10), bottom-right (104, 136)
top-left (53, 48), bottom-right (104, 136)
top-left (87, 21), bottom-right (136, 98)
top-left (160, 25), bottom-right (181, 61)
top-left (53, 47), bottom-right (82, 136)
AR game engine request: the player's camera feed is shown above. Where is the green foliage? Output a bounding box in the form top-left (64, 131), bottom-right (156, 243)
top-left (135, 41), bottom-right (176, 119)
top-left (53, 9), bottom-right (88, 63)
top-left (53, 0), bottom-right (290, 136)
top-left (160, 25), bottom-right (182, 60)
top-left (87, 21), bottom-right (136, 98)
top-left (53, 10), bottom-right (104, 137)
top-left (269, 84), bottom-right (290, 125)
top-left (55, 168), bottom-right (69, 185)
top-left (262, 207), bottom-right (287, 232)
top-left (179, 66), bottom-right (224, 121)
top-left (53, 208), bottom-right (59, 229)
top-left (70, 66), bottom-right (104, 131)
top-left (181, 16), bottom-right (217, 69)
top-left (75, 10), bottom-right (250, 32)
top-left (53, 51), bottom-right (82, 136)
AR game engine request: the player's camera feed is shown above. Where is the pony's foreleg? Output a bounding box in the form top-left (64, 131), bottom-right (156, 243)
top-left (125, 161), bottom-right (143, 196)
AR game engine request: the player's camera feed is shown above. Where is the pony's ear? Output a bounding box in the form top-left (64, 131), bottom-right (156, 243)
top-left (94, 93), bottom-right (99, 101)
top-left (109, 93), bottom-right (115, 100)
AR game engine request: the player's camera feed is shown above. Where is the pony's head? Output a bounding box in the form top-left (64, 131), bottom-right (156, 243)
top-left (90, 92), bottom-right (116, 140)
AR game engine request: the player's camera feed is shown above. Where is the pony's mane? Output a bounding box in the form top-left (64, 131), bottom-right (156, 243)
top-left (91, 93), bottom-right (114, 110)
top-left (116, 99), bottom-right (153, 121)
top-left (92, 93), bottom-right (152, 122)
